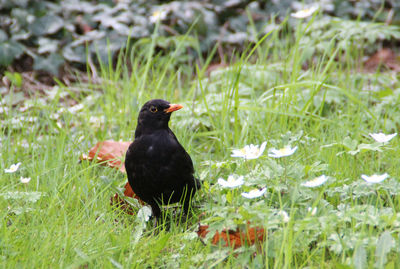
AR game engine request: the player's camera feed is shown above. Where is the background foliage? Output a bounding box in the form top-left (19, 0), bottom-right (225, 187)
top-left (1, 0), bottom-right (400, 78)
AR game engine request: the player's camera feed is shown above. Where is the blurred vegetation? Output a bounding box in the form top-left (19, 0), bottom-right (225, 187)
top-left (0, 0), bottom-right (399, 78)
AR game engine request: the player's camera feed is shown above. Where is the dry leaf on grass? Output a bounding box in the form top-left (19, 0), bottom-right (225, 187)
top-left (197, 224), bottom-right (265, 249)
top-left (80, 140), bottom-right (131, 172)
top-left (81, 140), bottom-right (144, 213)
top-left (110, 182), bottom-right (145, 215)
top-left (364, 48), bottom-right (400, 72)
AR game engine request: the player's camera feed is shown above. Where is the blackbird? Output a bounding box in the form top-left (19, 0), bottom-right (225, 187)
top-left (125, 99), bottom-right (201, 218)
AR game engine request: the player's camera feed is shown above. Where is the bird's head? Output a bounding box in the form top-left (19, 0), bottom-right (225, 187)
top-left (136, 99), bottom-right (183, 135)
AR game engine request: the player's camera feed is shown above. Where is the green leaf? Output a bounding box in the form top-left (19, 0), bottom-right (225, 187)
top-left (375, 231), bottom-right (395, 268)
top-left (348, 143), bottom-right (383, 155)
top-left (33, 53), bottom-right (64, 76)
top-left (0, 191), bottom-right (44, 203)
top-left (2, 91), bottom-right (25, 105)
top-left (29, 15), bottom-right (64, 36)
top-left (353, 245), bottom-right (367, 269)
top-left (357, 143), bottom-right (383, 152)
top-left (63, 45), bottom-right (86, 63)
top-left (90, 34), bottom-right (126, 65)
top-left (342, 136), bottom-right (358, 151)
top-left (0, 29), bottom-right (7, 42)
top-left (0, 41), bottom-right (24, 66)
top-left (226, 191), bottom-right (233, 204)
top-left (4, 71), bottom-right (23, 87)
top-left (37, 38), bottom-right (59, 54)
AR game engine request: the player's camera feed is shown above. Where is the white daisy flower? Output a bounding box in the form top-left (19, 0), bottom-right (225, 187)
top-left (217, 175), bottom-right (244, 188)
top-left (361, 173), bottom-right (389, 184)
top-left (149, 9), bottom-right (168, 23)
top-left (301, 175), bottom-right (328, 187)
top-left (278, 210), bottom-right (290, 223)
top-left (241, 188), bottom-right (267, 199)
top-left (268, 145), bottom-right (298, 158)
top-left (291, 5), bottom-right (319, 19)
top-left (369, 132), bottom-right (397, 143)
top-left (231, 141), bottom-right (267, 160)
top-left (5, 163), bottom-right (21, 173)
top-left (20, 177), bottom-right (31, 184)
top-left (137, 206), bottom-right (152, 222)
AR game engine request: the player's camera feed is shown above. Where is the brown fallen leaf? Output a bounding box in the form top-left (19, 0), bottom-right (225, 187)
top-left (80, 140), bottom-right (131, 172)
top-left (197, 224), bottom-right (265, 249)
top-left (206, 63), bottom-right (229, 76)
top-left (364, 48), bottom-right (400, 72)
top-left (81, 140), bottom-right (144, 213)
top-left (110, 182), bottom-right (145, 215)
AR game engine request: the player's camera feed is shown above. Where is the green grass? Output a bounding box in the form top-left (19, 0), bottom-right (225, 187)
top-left (1, 16), bottom-right (400, 268)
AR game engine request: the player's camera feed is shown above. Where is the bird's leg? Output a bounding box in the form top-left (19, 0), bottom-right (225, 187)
top-left (149, 202), bottom-right (161, 219)
top-left (152, 217), bottom-right (158, 230)
top-left (183, 199), bottom-right (191, 216)
top-left (182, 186), bottom-right (196, 216)
top-left (149, 202), bottom-right (162, 232)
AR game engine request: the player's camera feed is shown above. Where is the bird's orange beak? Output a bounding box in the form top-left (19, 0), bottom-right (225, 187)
top-left (164, 104), bottom-right (183, 113)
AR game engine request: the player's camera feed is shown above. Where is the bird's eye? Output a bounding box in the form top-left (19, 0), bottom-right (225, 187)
top-left (150, 106), bottom-right (158, 113)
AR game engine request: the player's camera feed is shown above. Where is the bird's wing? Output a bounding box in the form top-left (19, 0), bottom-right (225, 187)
top-left (126, 133), bottom-right (193, 176)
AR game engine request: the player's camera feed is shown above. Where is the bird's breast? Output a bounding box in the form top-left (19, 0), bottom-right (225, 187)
top-left (146, 145), bottom-right (154, 154)
top-left (141, 132), bottom-right (179, 158)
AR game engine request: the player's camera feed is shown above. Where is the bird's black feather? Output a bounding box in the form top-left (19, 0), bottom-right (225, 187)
top-left (125, 99), bottom-right (200, 218)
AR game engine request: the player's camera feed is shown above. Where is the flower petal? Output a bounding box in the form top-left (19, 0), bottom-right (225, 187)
top-left (268, 146), bottom-right (297, 158)
top-left (5, 162), bottom-right (22, 173)
top-left (20, 177), bottom-right (31, 184)
top-left (291, 5), bottom-right (319, 19)
top-left (217, 175), bottom-right (244, 188)
top-left (231, 141), bottom-right (267, 160)
top-left (241, 188), bottom-right (266, 199)
top-left (301, 175), bottom-right (328, 187)
top-left (361, 173), bottom-right (389, 183)
top-left (369, 132), bottom-right (397, 143)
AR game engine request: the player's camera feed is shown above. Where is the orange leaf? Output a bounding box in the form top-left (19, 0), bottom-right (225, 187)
top-left (110, 183), bottom-right (145, 214)
top-left (110, 193), bottom-right (135, 215)
top-left (80, 140), bottom-right (130, 172)
top-left (197, 224), bottom-right (265, 249)
top-left (81, 140), bottom-right (145, 213)
top-left (364, 48), bottom-right (400, 72)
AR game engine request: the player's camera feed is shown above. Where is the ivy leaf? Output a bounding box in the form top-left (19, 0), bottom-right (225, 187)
top-left (63, 45), bottom-right (86, 63)
top-left (0, 29), bottom-right (7, 42)
top-left (33, 53), bottom-right (64, 76)
top-left (37, 38), bottom-right (59, 54)
top-left (0, 41), bottom-right (24, 66)
top-left (29, 15), bottom-right (64, 36)
top-left (90, 34), bottom-right (126, 65)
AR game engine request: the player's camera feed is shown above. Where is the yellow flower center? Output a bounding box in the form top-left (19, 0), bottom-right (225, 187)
top-left (278, 147), bottom-right (291, 155)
